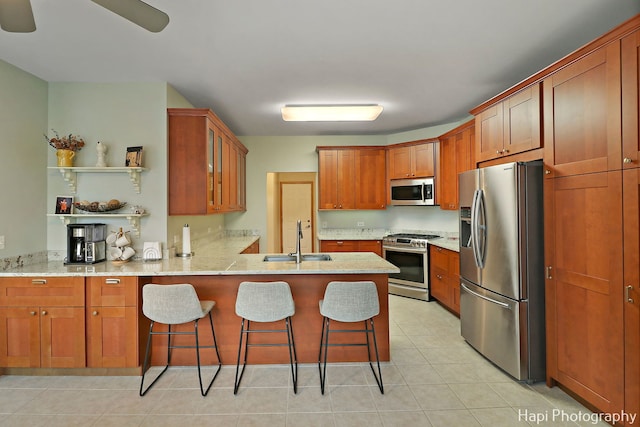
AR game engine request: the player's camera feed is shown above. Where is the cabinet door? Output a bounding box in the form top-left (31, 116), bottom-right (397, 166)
top-left (430, 266), bottom-right (450, 306)
top-left (545, 171), bottom-right (623, 413)
top-left (320, 240), bottom-right (358, 252)
top-left (622, 29), bottom-right (640, 169)
top-left (388, 146), bottom-right (413, 179)
top-left (438, 136), bottom-right (457, 210)
top-left (503, 84), bottom-right (541, 156)
top-left (318, 150), bottom-right (339, 209)
top-left (358, 240), bottom-right (382, 257)
top-left (475, 103), bottom-right (505, 162)
top-left (0, 307), bottom-right (40, 367)
top-left (413, 143), bottom-right (435, 178)
top-left (336, 150), bottom-right (355, 209)
top-left (355, 149), bottom-right (386, 209)
top-left (87, 306), bottom-right (138, 368)
top-left (624, 168), bottom-right (640, 423)
top-left (41, 307), bottom-right (86, 368)
top-left (543, 42), bottom-right (622, 177)
top-left (168, 113), bottom-right (210, 215)
top-left (450, 252), bottom-right (461, 314)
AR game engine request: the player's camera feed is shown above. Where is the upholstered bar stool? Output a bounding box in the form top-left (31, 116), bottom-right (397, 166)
top-left (318, 280), bottom-right (384, 394)
top-left (234, 281), bottom-right (297, 394)
top-left (139, 283), bottom-right (222, 396)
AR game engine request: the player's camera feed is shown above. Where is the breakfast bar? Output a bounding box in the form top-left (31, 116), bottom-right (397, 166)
top-left (0, 240), bottom-right (398, 375)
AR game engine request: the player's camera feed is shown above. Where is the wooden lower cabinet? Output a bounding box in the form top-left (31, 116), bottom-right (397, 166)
top-left (320, 240), bottom-right (382, 257)
top-left (0, 277), bottom-right (85, 368)
top-left (86, 276), bottom-right (141, 368)
top-left (429, 246), bottom-right (460, 315)
top-left (624, 168), bottom-right (640, 423)
top-left (544, 171), bottom-right (624, 415)
top-left (240, 239), bottom-right (260, 254)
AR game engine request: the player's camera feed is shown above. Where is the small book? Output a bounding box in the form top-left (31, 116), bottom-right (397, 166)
top-left (125, 146), bottom-right (143, 167)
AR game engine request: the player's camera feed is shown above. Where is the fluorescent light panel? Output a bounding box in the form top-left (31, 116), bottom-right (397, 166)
top-left (281, 104), bottom-right (383, 121)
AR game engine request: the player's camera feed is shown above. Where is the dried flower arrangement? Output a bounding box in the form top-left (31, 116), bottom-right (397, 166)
top-left (44, 129), bottom-right (86, 151)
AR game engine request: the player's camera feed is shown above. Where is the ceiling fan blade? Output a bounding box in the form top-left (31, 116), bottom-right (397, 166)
top-left (91, 0), bottom-right (169, 32)
top-left (0, 0), bottom-right (36, 32)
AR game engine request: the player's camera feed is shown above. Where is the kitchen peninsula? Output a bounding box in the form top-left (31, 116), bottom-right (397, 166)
top-left (0, 236), bottom-right (399, 375)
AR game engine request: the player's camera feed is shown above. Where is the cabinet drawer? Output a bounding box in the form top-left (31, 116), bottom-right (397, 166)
top-left (87, 276), bottom-right (138, 307)
top-left (320, 240), bottom-right (358, 252)
top-left (0, 277), bottom-right (84, 307)
top-left (430, 246), bottom-right (450, 270)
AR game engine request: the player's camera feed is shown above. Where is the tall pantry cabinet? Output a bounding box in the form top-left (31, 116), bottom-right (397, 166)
top-left (542, 17), bottom-right (640, 422)
top-left (622, 27), bottom-right (640, 423)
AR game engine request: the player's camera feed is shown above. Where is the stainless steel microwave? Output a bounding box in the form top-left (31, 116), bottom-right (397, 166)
top-left (390, 178), bottom-right (435, 206)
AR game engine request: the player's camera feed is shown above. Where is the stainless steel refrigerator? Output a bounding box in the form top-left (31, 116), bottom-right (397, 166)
top-left (458, 160), bottom-right (545, 382)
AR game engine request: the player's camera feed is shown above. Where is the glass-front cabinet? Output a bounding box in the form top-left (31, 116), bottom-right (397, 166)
top-left (168, 108), bottom-right (248, 215)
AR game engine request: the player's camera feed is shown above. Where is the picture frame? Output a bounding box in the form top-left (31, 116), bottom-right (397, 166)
top-left (55, 196), bottom-right (74, 214)
top-left (125, 146), bottom-right (143, 167)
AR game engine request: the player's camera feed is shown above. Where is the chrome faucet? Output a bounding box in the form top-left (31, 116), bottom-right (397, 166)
top-left (289, 219), bottom-right (303, 263)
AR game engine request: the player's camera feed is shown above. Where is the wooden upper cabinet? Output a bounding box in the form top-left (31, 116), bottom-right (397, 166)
top-left (355, 148), bottom-right (386, 209)
top-left (317, 147), bottom-right (385, 210)
top-left (168, 108), bottom-right (248, 215)
top-left (437, 120), bottom-right (475, 210)
top-left (476, 84), bottom-right (541, 163)
top-left (543, 43), bottom-right (622, 177)
top-left (623, 29), bottom-right (640, 169)
top-left (388, 141), bottom-right (435, 179)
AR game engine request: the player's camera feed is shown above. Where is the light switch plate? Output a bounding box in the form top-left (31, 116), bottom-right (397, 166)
top-left (0, 235), bottom-right (5, 249)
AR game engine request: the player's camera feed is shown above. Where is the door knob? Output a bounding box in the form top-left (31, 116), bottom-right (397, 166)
top-left (624, 157), bottom-right (634, 164)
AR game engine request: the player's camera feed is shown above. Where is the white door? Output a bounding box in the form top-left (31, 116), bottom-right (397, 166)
top-left (281, 182), bottom-right (313, 253)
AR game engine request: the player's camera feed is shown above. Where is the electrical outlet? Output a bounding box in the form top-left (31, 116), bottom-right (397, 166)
top-left (357, 221), bottom-right (365, 227)
top-left (0, 235), bottom-right (5, 250)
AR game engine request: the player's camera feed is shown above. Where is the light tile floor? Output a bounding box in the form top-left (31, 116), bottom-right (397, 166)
top-left (0, 295), bottom-right (607, 427)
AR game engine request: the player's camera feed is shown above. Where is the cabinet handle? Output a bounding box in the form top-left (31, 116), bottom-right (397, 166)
top-left (436, 274), bottom-right (443, 280)
top-left (496, 150), bottom-right (501, 155)
top-left (626, 285), bottom-right (634, 304)
top-left (92, 311), bottom-right (99, 316)
top-left (31, 279), bottom-right (47, 285)
top-left (546, 266), bottom-right (552, 279)
top-left (41, 310), bottom-right (47, 316)
top-left (29, 311), bottom-right (37, 316)
top-left (545, 170), bottom-right (551, 175)
top-left (502, 149), bottom-right (509, 154)
top-left (624, 157), bottom-right (634, 164)
top-left (105, 278), bottom-right (121, 284)
top-left (436, 247), bottom-right (442, 252)
top-left (336, 241), bottom-right (344, 245)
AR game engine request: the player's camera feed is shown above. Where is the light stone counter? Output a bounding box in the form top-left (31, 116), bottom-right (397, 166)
top-left (428, 236), bottom-right (460, 252)
top-left (317, 228), bottom-right (387, 241)
top-left (0, 234), bottom-right (398, 277)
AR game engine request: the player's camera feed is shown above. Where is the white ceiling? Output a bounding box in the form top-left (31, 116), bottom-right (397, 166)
top-left (1, 0), bottom-right (639, 136)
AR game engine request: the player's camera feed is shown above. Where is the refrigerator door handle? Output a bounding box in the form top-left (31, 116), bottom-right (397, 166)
top-left (461, 283), bottom-right (511, 309)
top-left (476, 189), bottom-right (487, 268)
top-left (470, 189), bottom-right (483, 268)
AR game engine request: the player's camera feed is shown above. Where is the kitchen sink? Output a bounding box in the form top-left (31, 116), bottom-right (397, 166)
top-left (263, 254), bottom-right (332, 262)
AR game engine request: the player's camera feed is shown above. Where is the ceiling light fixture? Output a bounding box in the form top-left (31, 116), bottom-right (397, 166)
top-left (281, 104), bottom-right (383, 122)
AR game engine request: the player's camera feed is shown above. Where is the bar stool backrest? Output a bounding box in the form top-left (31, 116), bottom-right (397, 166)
top-left (320, 281), bottom-right (380, 322)
top-left (236, 281), bottom-right (295, 322)
top-left (142, 283), bottom-right (205, 324)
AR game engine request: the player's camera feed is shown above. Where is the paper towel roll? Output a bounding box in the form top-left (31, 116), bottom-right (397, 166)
top-left (182, 224), bottom-right (191, 254)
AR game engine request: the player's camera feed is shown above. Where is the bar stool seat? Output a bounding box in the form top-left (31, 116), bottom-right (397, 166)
top-left (139, 283), bottom-right (222, 396)
top-left (234, 281), bottom-right (297, 394)
top-left (318, 280), bottom-right (384, 394)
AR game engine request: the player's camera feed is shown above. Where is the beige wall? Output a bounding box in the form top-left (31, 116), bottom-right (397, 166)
top-left (0, 60), bottom-right (48, 258)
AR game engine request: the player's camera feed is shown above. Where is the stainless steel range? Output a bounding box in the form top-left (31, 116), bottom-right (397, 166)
top-left (382, 233), bottom-right (440, 301)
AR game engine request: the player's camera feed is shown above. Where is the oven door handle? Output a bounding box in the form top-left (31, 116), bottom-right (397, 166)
top-left (383, 245), bottom-right (428, 254)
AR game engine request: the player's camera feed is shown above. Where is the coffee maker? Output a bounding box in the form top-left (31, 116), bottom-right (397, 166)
top-left (65, 223), bottom-right (107, 265)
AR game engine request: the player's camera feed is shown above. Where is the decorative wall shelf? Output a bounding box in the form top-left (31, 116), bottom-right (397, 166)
top-left (47, 213), bottom-right (148, 236)
top-left (48, 167), bottom-right (146, 193)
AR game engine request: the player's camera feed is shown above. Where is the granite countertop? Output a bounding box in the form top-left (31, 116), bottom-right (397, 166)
top-left (0, 235), bottom-right (399, 277)
top-left (428, 237), bottom-right (460, 252)
top-left (317, 228), bottom-right (460, 252)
